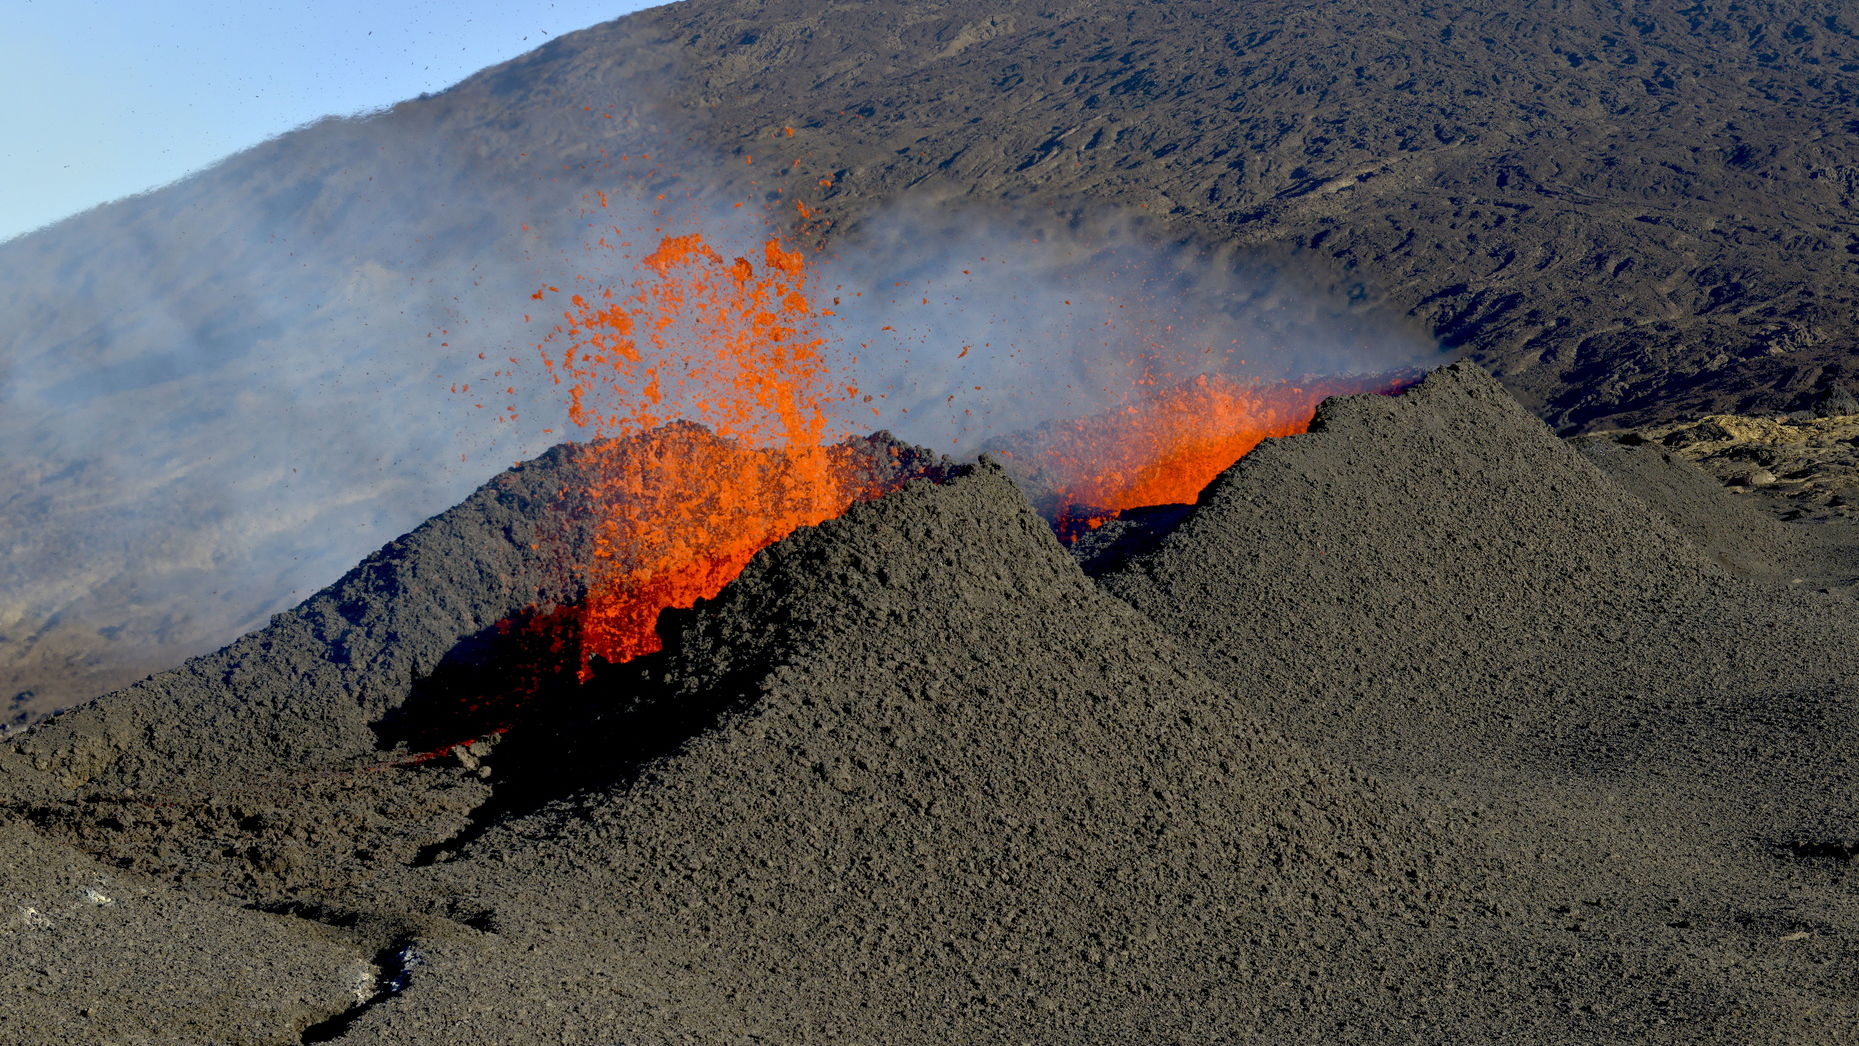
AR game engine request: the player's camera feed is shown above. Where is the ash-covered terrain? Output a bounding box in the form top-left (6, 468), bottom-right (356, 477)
top-left (9, 0), bottom-right (1859, 725)
top-left (4, 364), bottom-right (1859, 1043)
top-left (9, 0), bottom-right (1859, 1039)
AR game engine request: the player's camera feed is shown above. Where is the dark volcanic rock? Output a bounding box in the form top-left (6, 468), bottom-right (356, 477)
top-left (1063, 501), bottom-right (1193, 576)
top-left (6, 366), bottom-right (1859, 1040)
top-left (1104, 363), bottom-right (1859, 749)
top-left (484, 0), bottom-right (1859, 431)
top-left (0, 430), bottom-right (946, 903)
top-left (1103, 362), bottom-right (1859, 1038)
top-left (11, 0), bottom-right (1859, 721)
top-left (1573, 433), bottom-right (1854, 586)
top-left (1639, 409), bottom-right (1859, 528)
top-left (3, 442), bottom-right (599, 790)
top-left (338, 462), bottom-right (1534, 1043)
top-left (0, 824), bottom-right (367, 1045)
top-left (0, 443), bottom-right (601, 905)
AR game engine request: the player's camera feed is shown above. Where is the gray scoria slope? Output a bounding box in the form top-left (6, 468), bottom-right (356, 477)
top-left (1, 366), bottom-right (1857, 1042)
top-left (336, 461), bottom-right (1525, 1043)
top-left (1104, 361), bottom-right (1859, 1040)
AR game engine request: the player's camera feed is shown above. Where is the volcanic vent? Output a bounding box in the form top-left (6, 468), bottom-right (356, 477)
top-left (315, 460), bottom-right (1514, 1043)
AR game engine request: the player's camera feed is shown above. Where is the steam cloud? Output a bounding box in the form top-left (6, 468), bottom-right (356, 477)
top-left (811, 202), bottom-right (1435, 454)
top-left (0, 122), bottom-right (1433, 719)
top-left (0, 110), bottom-right (645, 715)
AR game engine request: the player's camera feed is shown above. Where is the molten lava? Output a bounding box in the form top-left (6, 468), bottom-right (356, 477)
top-left (1017, 371), bottom-right (1411, 540)
top-left (485, 214), bottom-right (1405, 715)
top-left (535, 234), bottom-right (878, 671)
top-left (573, 425), bottom-right (875, 666)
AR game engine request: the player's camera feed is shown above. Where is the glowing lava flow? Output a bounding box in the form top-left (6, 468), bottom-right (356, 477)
top-left (535, 235), bottom-right (873, 670)
top-left (1022, 371), bottom-right (1411, 540)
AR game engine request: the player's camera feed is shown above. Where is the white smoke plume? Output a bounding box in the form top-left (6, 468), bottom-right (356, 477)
top-left (811, 199), bottom-right (1437, 453)
top-left (0, 109), bottom-right (686, 716)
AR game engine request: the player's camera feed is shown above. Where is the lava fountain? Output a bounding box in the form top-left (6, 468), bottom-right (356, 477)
top-left (531, 234), bottom-right (889, 670)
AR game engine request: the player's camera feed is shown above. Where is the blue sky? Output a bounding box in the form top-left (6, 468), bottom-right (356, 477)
top-left (1, 0), bottom-right (666, 243)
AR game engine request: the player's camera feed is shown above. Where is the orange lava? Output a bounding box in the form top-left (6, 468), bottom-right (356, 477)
top-left (535, 234), bottom-right (871, 670)
top-left (1032, 372), bottom-right (1409, 540)
top-left (573, 425), bottom-right (870, 666)
top-left (516, 221), bottom-right (1405, 673)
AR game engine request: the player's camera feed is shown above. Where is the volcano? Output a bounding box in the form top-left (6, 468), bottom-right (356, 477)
top-left (9, 0), bottom-right (1859, 730)
top-left (9, 0), bottom-right (1859, 1039)
top-left (4, 364), bottom-right (1858, 1043)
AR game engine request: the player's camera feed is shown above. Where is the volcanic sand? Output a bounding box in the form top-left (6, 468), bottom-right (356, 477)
top-left (3, 364), bottom-right (1858, 1042)
top-left (0, 824), bottom-right (369, 1044)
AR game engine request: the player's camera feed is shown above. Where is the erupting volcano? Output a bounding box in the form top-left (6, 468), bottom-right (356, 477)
top-left (509, 221), bottom-right (1410, 679)
top-left (15, 1), bottom-right (1859, 1040)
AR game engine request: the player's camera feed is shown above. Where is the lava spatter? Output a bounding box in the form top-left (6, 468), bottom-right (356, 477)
top-left (532, 234), bottom-right (876, 671)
